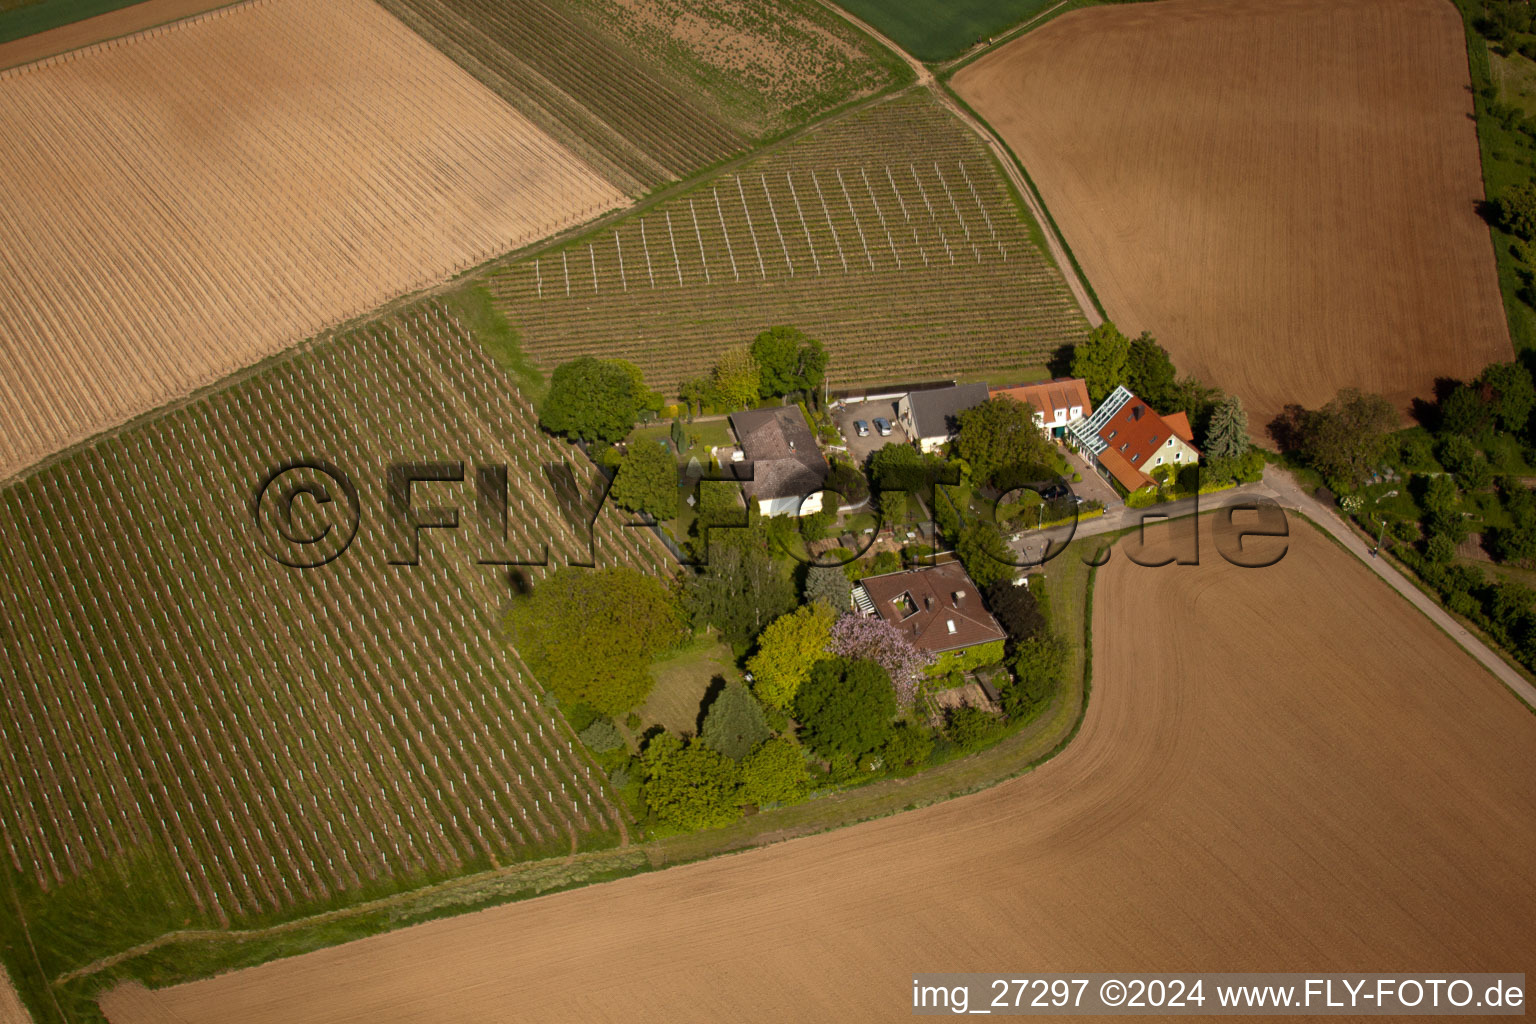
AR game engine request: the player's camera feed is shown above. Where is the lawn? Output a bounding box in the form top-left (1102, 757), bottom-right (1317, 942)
top-left (640, 637), bottom-right (738, 737)
top-left (834, 0), bottom-right (1063, 62)
top-left (1492, 49), bottom-right (1536, 117)
top-left (629, 418), bottom-right (732, 464)
top-left (0, 0), bottom-right (146, 44)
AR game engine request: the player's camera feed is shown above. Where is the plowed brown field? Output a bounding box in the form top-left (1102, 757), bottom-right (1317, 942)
top-left (952, 0), bottom-right (1511, 431)
top-left (0, 0), bottom-right (624, 482)
top-left (102, 516), bottom-right (1536, 1023)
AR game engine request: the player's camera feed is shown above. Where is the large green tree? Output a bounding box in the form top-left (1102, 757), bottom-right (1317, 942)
top-left (746, 602), bottom-right (835, 710)
top-left (507, 567), bottom-right (684, 714)
top-left (804, 563), bottom-right (854, 611)
top-left (795, 656), bottom-right (896, 759)
top-left (1203, 394), bottom-right (1250, 460)
top-left (1125, 332), bottom-right (1177, 409)
top-left (540, 356), bottom-right (651, 443)
top-left (700, 680), bottom-right (772, 760)
top-left (749, 325), bottom-right (828, 398)
top-left (686, 526), bottom-right (798, 648)
top-left (955, 519), bottom-right (1014, 589)
top-left (953, 397), bottom-right (1056, 486)
top-left (1479, 362), bottom-right (1536, 434)
top-left (710, 346), bottom-right (761, 411)
top-left (740, 737), bottom-right (810, 806)
top-left (1498, 181), bottom-right (1536, 240)
top-left (1070, 322), bottom-right (1133, 404)
top-left (640, 734), bottom-right (742, 830)
top-left (611, 439), bottom-right (678, 520)
top-left (1298, 388), bottom-right (1398, 488)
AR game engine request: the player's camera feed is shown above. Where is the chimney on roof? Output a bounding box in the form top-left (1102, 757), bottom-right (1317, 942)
top-left (1132, 405), bottom-right (1144, 421)
top-left (788, 439), bottom-right (796, 451)
top-left (924, 595), bottom-right (932, 609)
top-left (952, 589), bottom-right (965, 607)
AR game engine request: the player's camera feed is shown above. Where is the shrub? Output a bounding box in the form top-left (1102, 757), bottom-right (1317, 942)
top-left (795, 657), bottom-right (897, 759)
top-left (882, 721), bottom-right (935, 770)
top-left (700, 680), bottom-right (773, 760)
top-left (945, 705), bottom-right (1003, 752)
top-left (640, 734), bottom-right (741, 830)
top-left (740, 737), bottom-right (810, 806)
top-left (579, 718), bottom-right (624, 753)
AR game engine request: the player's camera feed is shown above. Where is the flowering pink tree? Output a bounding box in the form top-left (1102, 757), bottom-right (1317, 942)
top-left (828, 614), bottom-right (933, 707)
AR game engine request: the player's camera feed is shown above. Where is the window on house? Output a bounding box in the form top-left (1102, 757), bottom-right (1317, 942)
top-left (1055, 408), bottom-right (1066, 421)
top-left (1156, 456), bottom-right (1163, 465)
top-left (1149, 435), bottom-right (1159, 445)
top-left (1131, 453), bottom-right (1140, 463)
top-left (1174, 452), bottom-right (1182, 461)
top-left (1166, 439), bottom-right (1174, 447)
top-left (1119, 443), bottom-right (1128, 452)
top-left (1107, 429), bottom-right (1117, 439)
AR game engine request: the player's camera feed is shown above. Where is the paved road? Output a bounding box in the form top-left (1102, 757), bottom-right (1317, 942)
top-left (1010, 467), bottom-right (1536, 710)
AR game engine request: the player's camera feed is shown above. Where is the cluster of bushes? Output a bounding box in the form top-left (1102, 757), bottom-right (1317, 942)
top-left (678, 326), bottom-right (829, 417)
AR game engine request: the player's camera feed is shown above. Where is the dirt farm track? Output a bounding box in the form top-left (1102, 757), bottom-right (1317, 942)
top-left (952, 0), bottom-right (1512, 429)
top-left (104, 517), bottom-right (1536, 1023)
top-left (0, 0), bottom-right (624, 483)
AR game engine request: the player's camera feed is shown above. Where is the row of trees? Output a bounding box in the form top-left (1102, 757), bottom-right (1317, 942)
top-left (678, 326), bottom-right (829, 416)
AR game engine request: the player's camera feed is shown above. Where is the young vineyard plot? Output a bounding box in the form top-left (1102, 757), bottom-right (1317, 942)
top-left (494, 96), bottom-right (1090, 391)
top-left (0, 0), bottom-right (626, 484)
top-left (0, 304), bottom-right (670, 941)
top-left (952, 0), bottom-right (1512, 428)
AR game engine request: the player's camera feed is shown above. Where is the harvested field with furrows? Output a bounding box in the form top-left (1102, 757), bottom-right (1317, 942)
top-left (102, 516), bottom-right (1536, 1022)
top-left (377, 0), bottom-right (900, 194)
top-left (0, 303), bottom-right (671, 1002)
top-left (493, 94), bottom-right (1090, 392)
top-left (0, 0), bottom-right (625, 484)
top-left (953, 0), bottom-right (1512, 431)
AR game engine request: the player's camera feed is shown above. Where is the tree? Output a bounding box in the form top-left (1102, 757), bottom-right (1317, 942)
top-left (827, 613), bottom-right (933, 707)
top-left (710, 346), bottom-right (761, 411)
top-left (946, 705), bottom-right (1003, 751)
top-left (640, 733), bottom-right (741, 830)
top-left (740, 737), bottom-right (810, 806)
top-left (1421, 474), bottom-right (1469, 543)
top-left (1125, 332), bottom-right (1177, 409)
top-left (507, 567), bottom-right (684, 715)
top-left (699, 679), bottom-right (773, 760)
top-left (1203, 394), bottom-right (1251, 460)
top-left (956, 520), bottom-right (1014, 589)
top-left (1439, 384), bottom-right (1492, 439)
top-left (1498, 180), bottom-right (1536, 240)
top-left (1001, 634), bottom-right (1067, 717)
top-left (746, 603), bottom-right (835, 710)
top-left (795, 657), bottom-right (897, 759)
top-left (804, 564), bottom-right (853, 611)
top-left (686, 526), bottom-right (798, 649)
top-left (882, 721), bottom-right (934, 770)
top-left (540, 356), bottom-right (648, 442)
top-left (1070, 322), bottom-right (1133, 403)
top-left (1480, 361), bottom-right (1536, 434)
top-left (610, 439), bottom-right (678, 520)
top-left (953, 397), bottom-right (1056, 486)
top-left (1299, 388), bottom-right (1398, 488)
top-left (984, 580), bottom-right (1046, 647)
top-left (670, 417), bottom-right (686, 451)
top-left (749, 325), bottom-right (828, 398)
top-left (578, 718), bottom-right (624, 753)
top-left (679, 377), bottom-right (709, 418)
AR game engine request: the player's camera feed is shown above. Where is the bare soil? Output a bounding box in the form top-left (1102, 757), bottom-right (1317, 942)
top-left (952, 0), bottom-right (1512, 432)
top-left (0, 0), bottom-right (625, 482)
top-left (102, 516), bottom-right (1536, 1022)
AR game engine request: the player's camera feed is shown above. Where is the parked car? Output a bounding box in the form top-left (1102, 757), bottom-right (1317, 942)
top-left (873, 417), bottom-right (892, 436)
top-left (853, 419), bottom-right (870, 437)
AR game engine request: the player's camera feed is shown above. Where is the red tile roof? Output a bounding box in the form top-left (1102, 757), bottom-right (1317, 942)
top-left (989, 378), bottom-right (1092, 422)
top-left (1096, 394), bottom-right (1197, 483)
top-left (855, 561), bottom-right (1006, 655)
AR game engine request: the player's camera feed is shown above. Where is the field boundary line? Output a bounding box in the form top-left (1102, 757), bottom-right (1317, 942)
top-left (0, 0), bottom-right (253, 75)
top-left (936, 0), bottom-right (1081, 77)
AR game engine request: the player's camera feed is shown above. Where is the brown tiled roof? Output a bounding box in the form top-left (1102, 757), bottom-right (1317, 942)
top-left (1096, 447), bottom-right (1150, 491)
top-left (989, 378), bottom-right (1092, 421)
top-left (1096, 394), bottom-right (1198, 481)
top-left (1163, 410), bottom-right (1194, 442)
top-left (856, 561), bottom-right (1006, 654)
top-left (728, 406), bottom-right (829, 503)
